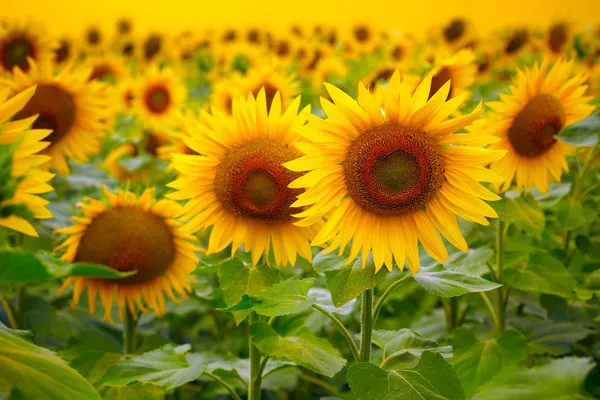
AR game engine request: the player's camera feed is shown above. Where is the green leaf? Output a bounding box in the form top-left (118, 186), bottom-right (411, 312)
top-left (494, 195), bottom-right (545, 237)
top-left (0, 323), bottom-right (102, 400)
top-left (449, 328), bottom-right (526, 397)
top-left (217, 258), bottom-right (280, 324)
top-left (502, 252), bottom-right (577, 297)
top-left (575, 269), bottom-right (600, 300)
top-left (99, 344), bottom-right (207, 390)
top-left (325, 254), bottom-right (386, 307)
top-left (510, 317), bottom-right (593, 356)
top-left (347, 352), bottom-right (465, 400)
top-left (557, 111), bottom-right (600, 147)
top-left (472, 357), bottom-right (595, 400)
top-left (103, 384), bottom-right (165, 400)
top-left (443, 248), bottom-right (494, 276)
top-left (534, 183), bottom-right (571, 208)
top-left (0, 250), bottom-right (134, 285)
top-left (250, 278), bottom-right (315, 316)
top-left (313, 249), bottom-right (349, 275)
top-left (575, 235), bottom-right (600, 260)
top-left (414, 264), bottom-right (501, 297)
top-left (119, 154), bottom-right (154, 171)
top-left (555, 202), bottom-right (589, 231)
top-left (250, 322), bottom-right (346, 377)
top-left (372, 329), bottom-right (452, 366)
top-left (308, 287), bottom-right (356, 315)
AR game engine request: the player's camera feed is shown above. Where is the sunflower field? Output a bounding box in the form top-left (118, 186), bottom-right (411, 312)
top-left (1, 9), bottom-right (600, 400)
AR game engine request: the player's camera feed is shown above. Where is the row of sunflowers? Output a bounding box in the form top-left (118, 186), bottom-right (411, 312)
top-left (1, 15), bottom-right (600, 400)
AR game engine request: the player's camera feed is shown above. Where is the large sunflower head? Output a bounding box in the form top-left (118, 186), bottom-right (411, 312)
top-left (240, 60), bottom-right (301, 112)
top-left (55, 187), bottom-right (201, 322)
top-left (0, 86), bottom-right (54, 237)
top-left (134, 66), bottom-right (187, 130)
top-left (2, 60), bottom-right (111, 175)
top-left (285, 72), bottom-right (506, 273)
top-left (477, 59), bottom-right (595, 193)
top-left (426, 49), bottom-right (477, 101)
top-left (0, 20), bottom-right (55, 75)
top-left (167, 89), bottom-right (320, 267)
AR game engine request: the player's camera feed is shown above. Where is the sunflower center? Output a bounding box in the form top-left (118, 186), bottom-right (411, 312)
top-left (428, 67), bottom-right (452, 100)
top-left (1, 37), bottom-right (34, 72)
top-left (145, 86), bottom-right (171, 114)
top-left (55, 40), bottom-right (70, 63)
top-left (344, 124), bottom-right (445, 215)
top-left (90, 64), bottom-right (116, 82)
top-left (548, 23), bottom-right (568, 53)
top-left (275, 41), bottom-right (291, 57)
top-left (117, 19), bottom-right (132, 35)
top-left (122, 42), bottom-right (135, 57)
top-left (443, 19), bottom-right (465, 43)
top-left (144, 34), bottom-right (162, 60)
top-left (74, 206), bottom-right (176, 285)
top-left (354, 26), bottom-right (371, 43)
top-left (508, 94), bottom-right (565, 157)
top-left (372, 68), bottom-right (395, 85)
top-left (505, 29), bottom-right (528, 54)
top-left (13, 84), bottom-right (75, 146)
top-left (252, 83), bottom-right (278, 111)
top-left (215, 138), bottom-right (302, 221)
top-left (390, 45), bottom-right (405, 61)
top-left (87, 28), bottom-right (101, 46)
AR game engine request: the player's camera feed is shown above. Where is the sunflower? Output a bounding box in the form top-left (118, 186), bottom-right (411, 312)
top-left (435, 17), bottom-right (477, 50)
top-left (53, 36), bottom-right (79, 67)
top-left (55, 187), bottom-right (200, 322)
top-left (383, 35), bottom-right (415, 67)
top-left (102, 131), bottom-right (166, 182)
top-left (426, 49), bottom-right (476, 101)
top-left (0, 86), bottom-right (54, 237)
top-left (0, 20), bottom-right (55, 75)
top-left (82, 25), bottom-right (106, 55)
top-left (311, 55), bottom-right (348, 92)
top-left (139, 32), bottom-right (167, 64)
top-left (86, 54), bottom-right (129, 83)
top-left (3, 60), bottom-right (110, 175)
top-left (544, 22), bottom-right (574, 58)
top-left (285, 72), bottom-right (505, 272)
top-left (116, 17), bottom-right (133, 36)
top-left (344, 22), bottom-right (380, 56)
top-left (498, 27), bottom-right (534, 61)
top-left (478, 59), bottom-right (595, 193)
top-left (167, 89), bottom-right (320, 266)
top-left (241, 60), bottom-right (301, 112)
top-left (116, 77), bottom-right (136, 113)
top-left (134, 66), bottom-right (187, 130)
top-left (210, 73), bottom-right (243, 114)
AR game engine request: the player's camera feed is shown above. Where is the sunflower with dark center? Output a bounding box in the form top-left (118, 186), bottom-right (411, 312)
top-left (0, 86), bottom-right (54, 237)
top-left (134, 66), bottom-right (187, 129)
top-left (504, 28), bottom-right (529, 56)
top-left (0, 21), bottom-right (55, 74)
top-left (143, 33), bottom-right (163, 62)
top-left (547, 22), bottom-right (569, 55)
top-left (103, 131), bottom-right (167, 182)
top-left (54, 38), bottom-right (73, 65)
top-left (476, 59), bottom-right (595, 193)
top-left (167, 89), bottom-right (321, 267)
top-left (86, 54), bottom-right (128, 83)
top-left (241, 61), bottom-right (301, 112)
top-left (426, 49), bottom-right (476, 100)
top-left (285, 73), bottom-right (505, 273)
top-left (55, 187), bottom-right (200, 323)
top-left (85, 26), bottom-right (103, 50)
top-left (3, 59), bottom-right (110, 175)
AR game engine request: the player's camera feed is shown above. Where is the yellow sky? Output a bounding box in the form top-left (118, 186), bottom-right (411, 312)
top-left (3, 0), bottom-right (600, 36)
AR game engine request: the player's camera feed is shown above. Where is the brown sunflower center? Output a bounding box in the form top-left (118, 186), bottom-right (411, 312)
top-left (372, 68), bottom-right (395, 85)
top-left (548, 23), bottom-right (568, 53)
top-left (344, 124), bottom-right (445, 215)
top-left (354, 26), bottom-right (371, 43)
top-left (117, 19), bottom-right (132, 35)
top-left (74, 206), bottom-right (176, 285)
top-left (215, 138), bottom-right (302, 221)
top-left (275, 41), bottom-right (291, 57)
top-left (55, 40), bottom-right (70, 63)
top-left (252, 83), bottom-right (278, 112)
top-left (87, 28), bottom-right (101, 46)
top-left (390, 45), bottom-right (405, 61)
top-left (505, 29), bottom-right (529, 54)
top-left (144, 34), bottom-right (162, 60)
top-left (428, 67), bottom-right (452, 100)
top-left (90, 64), bottom-right (116, 82)
top-left (145, 86), bottom-right (171, 114)
top-left (508, 94), bottom-right (565, 157)
top-left (12, 84), bottom-right (75, 145)
top-left (122, 42), bottom-right (135, 57)
top-left (443, 19), bottom-right (465, 43)
top-left (247, 29), bottom-right (260, 44)
top-left (1, 36), bottom-right (35, 72)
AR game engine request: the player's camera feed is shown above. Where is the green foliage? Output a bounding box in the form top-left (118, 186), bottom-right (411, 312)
top-left (557, 111), bottom-right (600, 147)
top-left (414, 264), bottom-right (501, 297)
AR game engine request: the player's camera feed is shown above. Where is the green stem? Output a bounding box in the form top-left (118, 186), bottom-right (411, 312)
top-left (359, 289), bottom-right (374, 362)
top-left (447, 297), bottom-right (459, 332)
top-left (312, 304), bottom-right (359, 361)
top-left (479, 292), bottom-right (500, 331)
top-left (203, 371), bottom-right (242, 400)
top-left (123, 309), bottom-right (138, 355)
top-left (248, 311), bottom-right (262, 400)
top-left (1, 297), bottom-right (18, 329)
top-left (372, 274), bottom-right (411, 325)
top-left (496, 220), bottom-right (506, 333)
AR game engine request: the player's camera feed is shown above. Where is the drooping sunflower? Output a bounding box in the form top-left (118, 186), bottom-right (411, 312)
top-left (0, 86), bottom-right (54, 237)
top-left (241, 60), bottom-right (301, 112)
top-left (55, 187), bottom-right (200, 322)
top-left (134, 66), bottom-right (187, 130)
top-left (285, 73), bottom-right (505, 272)
top-left (0, 20), bottom-right (55, 75)
top-left (478, 59), bottom-right (595, 193)
top-left (167, 89), bottom-right (320, 266)
top-left (426, 49), bottom-right (476, 101)
top-left (3, 60), bottom-right (110, 175)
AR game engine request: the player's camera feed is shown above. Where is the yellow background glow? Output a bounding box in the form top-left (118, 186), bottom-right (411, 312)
top-left (2, 0), bottom-right (600, 36)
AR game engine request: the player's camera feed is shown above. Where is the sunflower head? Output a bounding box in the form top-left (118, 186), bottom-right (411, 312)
top-left (0, 86), bottom-right (54, 237)
top-left (427, 49), bottom-right (477, 101)
top-left (0, 20), bottom-right (55, 74)
top-left (479, 59), bottom-right (595, 193)
top-left (55, 187), bottom-right (201, 322)
top-left (86, 54), bottom-right (128, 84)
top-left (285, 72), bottom-right (506, 272)
top-left (168, 89), bottom-right (319, 267)
top-left (241, 60), bottom-right (301, 112)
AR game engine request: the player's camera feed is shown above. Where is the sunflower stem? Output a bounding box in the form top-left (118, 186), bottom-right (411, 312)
top-left (123, 308), bottom-right (138, 355)
top-left (359, 289), bottom-right (374, 362)
top-left (372, 274), bottom-right (411, 325)
top-left (495, 220), bottom-right (506, 334)
top-left (203, 371), bottom-right (242, 400)
top-left (312, 304), bottom-right (360, 362)
top-left (447, 297), bottom-right (460, 332)
top-left (248, 311), bottom-right (262, 400)
top-left (1, 297), bottom-right (18, 330)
